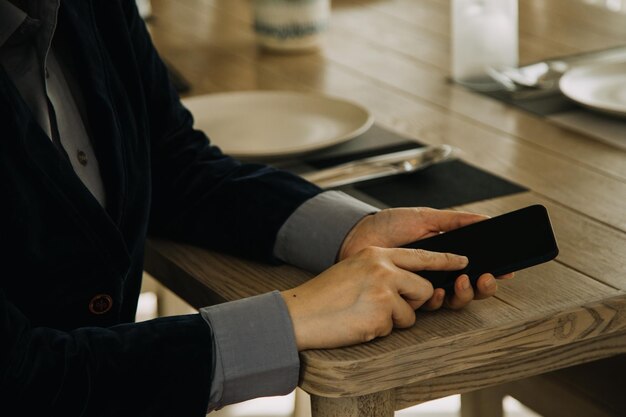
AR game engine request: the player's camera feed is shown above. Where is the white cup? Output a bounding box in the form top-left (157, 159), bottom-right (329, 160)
top-left (252, 0), bottom-right (331, 53)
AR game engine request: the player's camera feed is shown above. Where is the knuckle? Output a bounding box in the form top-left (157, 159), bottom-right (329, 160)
top-left (358, 246), bottom-right (384, 260)
top-left (413, 207), bottom-right (428, 216)
top-left (369, 286), bottom-right (396, 305)
top-left (369, 262), bottom-right (393, 279)
top-left (421, 279), bottom-right (435, 296)
top-left (411, 248), bottom-right (437, 263)
top-left (361, 313), bottom-right (391, 343)
top-left (361, 329), bottom-right (379, 343)
top-left (398, 313), bottom-right (417, 328)
top-left (404, 277), bottom-right (434, 307)
top-left (443, 252), bottom-right (457, 263)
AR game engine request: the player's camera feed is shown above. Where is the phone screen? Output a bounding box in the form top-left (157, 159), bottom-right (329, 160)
top-left (404, 205), bottom-right (559, 292)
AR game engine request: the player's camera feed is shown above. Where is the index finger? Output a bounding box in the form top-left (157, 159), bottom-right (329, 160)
top-left (386, 247), bottom-right (469, 272)
top-left (369, 248), bottom-right (468, 308)
top-left (378, 248), bottom-right (468, 306)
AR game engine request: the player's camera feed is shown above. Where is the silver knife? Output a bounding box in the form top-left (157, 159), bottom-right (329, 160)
top-left (301, 144), bottom-right (455, 189)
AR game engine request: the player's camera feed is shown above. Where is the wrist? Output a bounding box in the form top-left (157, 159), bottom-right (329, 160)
top-left (337, 214), bottom-right (371, 262)
top-left (280, 289), bottom-right (309, 351)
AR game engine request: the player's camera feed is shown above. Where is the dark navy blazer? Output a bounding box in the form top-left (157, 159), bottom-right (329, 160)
top-left (0, 0), bottom-right (320, 415)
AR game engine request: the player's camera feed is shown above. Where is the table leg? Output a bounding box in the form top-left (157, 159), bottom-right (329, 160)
top-left (310, 390), bottom-right (395, 417)
top-left (460, 387), bottom-right (505, 417)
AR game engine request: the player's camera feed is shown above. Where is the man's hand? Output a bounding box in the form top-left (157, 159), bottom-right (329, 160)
top-left (281, 247), bottom-right (468, 351)
top-left (337, 207), bottom-right (514, 310)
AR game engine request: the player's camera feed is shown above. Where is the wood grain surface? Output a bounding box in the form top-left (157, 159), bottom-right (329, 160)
top-left (144, 0), bottom-right (626, 414)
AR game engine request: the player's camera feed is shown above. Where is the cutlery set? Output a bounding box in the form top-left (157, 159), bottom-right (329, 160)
top-left (301, 145), bottom-right (455, 189)
top-left (486, 46), bottom-right (626, 100)
top-left (487, 61), bottom-right (568, 99)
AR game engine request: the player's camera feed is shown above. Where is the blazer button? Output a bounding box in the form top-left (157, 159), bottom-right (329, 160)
top-left (89, 294), bottom-right (113, 314)
top-left (77, 150), bottom-right (88, 166)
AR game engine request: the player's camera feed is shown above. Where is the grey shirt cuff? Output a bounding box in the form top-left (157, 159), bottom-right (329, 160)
top-left (200, 291), bottom-right (299, 410)
top-left (273, 191), bottom-right (380, 273)
top-left (201, 192), bottom-right (378, 409)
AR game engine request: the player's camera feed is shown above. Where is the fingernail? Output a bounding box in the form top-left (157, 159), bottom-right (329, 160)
top-left (462, 276), bottom-right (471, 290)
top-left (459, 256), bottom-right (469, 266)
top-left (486, 277), bottom-right (497, 288)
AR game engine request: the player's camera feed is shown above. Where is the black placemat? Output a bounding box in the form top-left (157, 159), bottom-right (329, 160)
top-left (350, 158), bottom-right (526, 209)
top-left (304, 128), bottom-right (527, 209)
top-left (481, 89), bottom-right (578, 117)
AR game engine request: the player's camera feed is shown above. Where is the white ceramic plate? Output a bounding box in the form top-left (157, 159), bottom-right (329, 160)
top-left (559, 61), bottom-right (626, 117)
top-left (182, 91), bottom-right (374, 158)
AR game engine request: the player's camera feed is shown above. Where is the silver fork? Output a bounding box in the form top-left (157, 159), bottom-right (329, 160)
top-left (301, 144), bottom-right (455, 189)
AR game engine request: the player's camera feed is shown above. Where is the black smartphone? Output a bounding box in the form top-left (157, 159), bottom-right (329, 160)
top-left (404, 204), bottom-right (559, 293)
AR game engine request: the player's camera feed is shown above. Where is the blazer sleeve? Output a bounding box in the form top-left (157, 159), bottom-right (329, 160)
top-left (117, 0), bottom-right (322, 262)
top-left (0, 290), bottom-right (214, 416)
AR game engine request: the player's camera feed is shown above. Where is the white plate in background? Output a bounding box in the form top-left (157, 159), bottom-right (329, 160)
top-left (182, 91), bottom-right (373, 158)
top-left (559, 61), bottom-right (626, 117)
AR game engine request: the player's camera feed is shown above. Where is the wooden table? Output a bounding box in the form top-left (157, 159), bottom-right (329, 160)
top-left (145, 1), bottom-right (626, 415)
